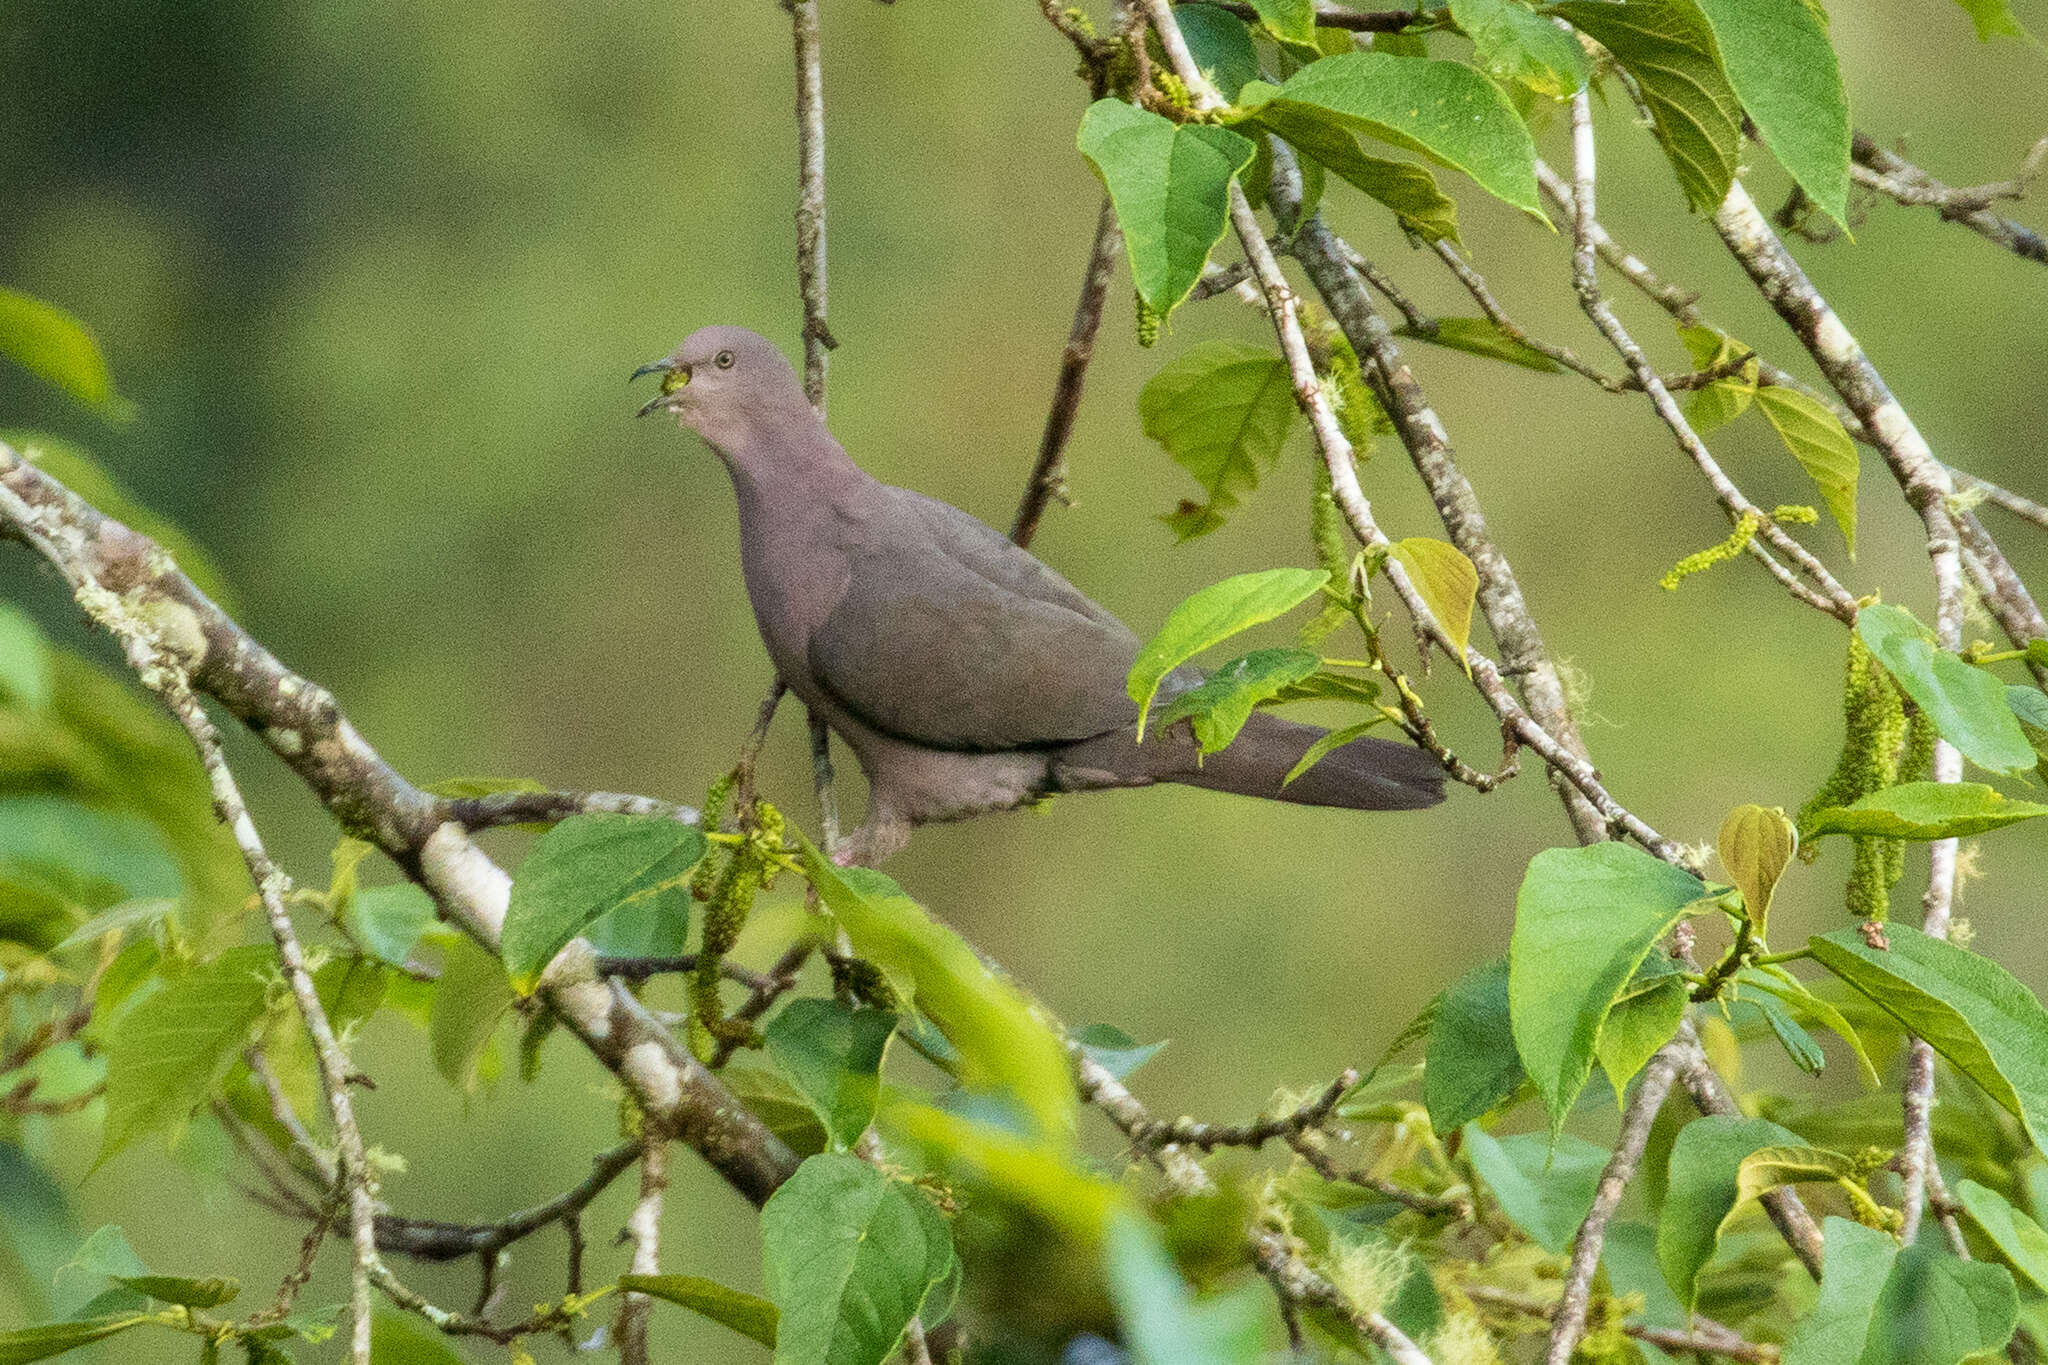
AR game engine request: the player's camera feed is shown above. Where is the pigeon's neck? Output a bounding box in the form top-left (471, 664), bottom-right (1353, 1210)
top-left (707, 406), bottom-right (867, 498)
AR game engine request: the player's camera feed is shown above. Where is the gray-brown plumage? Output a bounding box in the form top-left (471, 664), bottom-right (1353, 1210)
top-left (635, 325), bottom-right (1443, 861)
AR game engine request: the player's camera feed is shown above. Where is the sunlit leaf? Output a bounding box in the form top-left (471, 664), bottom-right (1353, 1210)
top-left (1755, 386), bottom-right (1858, 556)
top-left (1718, 803), bottom-right (1795, 931)
top-left (620, 1274), bottom-right (777, 1348)
top-left (1451, 0), bottom-right (1590, 95)
top-left (1804, 781), bottom-right (2048, 841)
top-left (1399, 317), bottom-right (1564, 371)
top-left (1129, 568), bottom-right (1330, 740)
top-left (0, 1314), bottom-right (153, 1365)
top-left (1689, 0), bottom-right (1850, 224)
top-left (1176, 5), bottom-right (1263, 101)
top-left (1857, 605), bottom-right (2036, 776)
top-left (1138, 342), bottom-right (1297, 537)
top-left (0, 288), bottom-right (127, 414)
top-left (1078, 100), bottom-right (1256, 316)
top-left (429, 936), bottom-right (515, 1092)
top-left (1389, 537), bottom-right (1477, 665)
top-left (98, 946), bottom-right (273, 1163)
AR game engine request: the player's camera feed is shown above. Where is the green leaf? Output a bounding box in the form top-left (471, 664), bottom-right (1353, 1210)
top-left (1738, 966), bottom-right (1880, 1087)
top-left (1389, 538), bottom-right (1478, 664)
top-left (0, 288), bottom-right (127, 415)
top-left (1282, 718), bottom-right (1391, 786)
top-left (1247, 0), bottom-right (1317, 42)
top-left (1689, 0), bottom-right (1850, 224)
top-left (1738, 988), bottom-right (1827, 1075)
top-left (98, 947), bottom-right (274, 1163)
top-left (1551, 0), bottom-right (1743, 211)
top-left (1462, 1126), bottom-right (1610, 1254)
top-left (0, 1315), bottom-right (153, 1365)
top-left (111, 1274), bottom-right (239, 1309)
top-left (1077, 100), bottom-right (1256, 317)
top-left (1857, 605), bottom-right (2038, 776)
top-left (1237, 82), bottom-right (1464, 242)
top-left (369, 1312), bottom-right (471, 1365)
top-left (50, 1226), bottom-right (149, 1319)
top-left (1956, 1180), bottom-right (2048, 1294)
top-left (1424, 958), bottom-right (1526, 1135)
top-left (0, 604), bottom-right (52, 712)
top-left (1105, 1213), bottom-right (1266, 1365)
top-left (1945, 0), bottom-right (2040, 42)
top-left (1158, 648), bottom-right (1322, 754)
top-left (345, 886), bottom-right (436, 968)
top-left (1865, 1247), bottom-right (2018, 1365)
top-left (1253, 53), bottom-right (1546, 216)
top-left (1719, 803), bottom-right (1795, 931)
top-left (1451, 0), bottom-right (1590, 95)
top-left (429, 936), bottom-right (516, 1091)
top-left (1602, 1221), bottom-right (1689, 1331)
top-left (1595, 967), bottom-right (1687, 1101)
top-left (1074, 1024), bottom-right (1167, 1081)
top-left (500, 813), bottom-right (703, 993)
top-left (1804, 781), bottom-right (2048, 841)
top-left (1510, 842), bottom-right (1707, 1135)
top-left (1678, 326), bottom-right (1758, 433)
top-left (723, 1065), bottom-right (831, 1159)
top-left (1783, 1217), bottom-right (1899, 1365)
top-left (619, 1274), bottom-right (778, 1348)
top-left (1398, 317), bottom-right (1565, 371)
top-left (1657, 1115), bottom-right (1804, 1309)
top-left (1809, 924), bottom-right (2048, 1152)
top-left (761, 1153), bottom-right (958, 1365)
top-left (1755, 386), bottom-right (1858, 556)
top-left (800, 848), bottom-right (1075, 1140)
top-left (1128, 568), bottom-right (1331, 740)
top-left (765, 999), bottom-right (898, 1152)
top-left (1269, 671), bottom-right (1382, 707)
top-left (1176, 5), bottom-right (1263, 102)
top-left (1138, 342), bottom-right (1297, 537)
top-left (1733, 1144), bottom-right (1855, 1207)
top-left (50, 897), bottom-right (175, 955)
top-left (887, 1102), bottom-right (1121, 1242)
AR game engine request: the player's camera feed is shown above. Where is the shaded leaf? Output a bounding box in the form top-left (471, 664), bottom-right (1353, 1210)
top-left (1424, 958), bottom-right (1526, 1135)
top-left (1803, 781), bottom-right (2048, 841)
top-left (1463, 1126), bottom-right (1609, 1254)
top-left (1738, 966), bottom-right (1879, 1087)
top-left (111, 1274), bottom-right (238, 1309)
top-left (1106, 1213), bottom-right (1267, 1365)
top-left (0, 288), bottom-right (126, 414)
top-left (1074, 1023), bottom-right (1168, 1082)
top-left (1857, 605), bottom-right (2036, 776)
top-left (428, 936), bottom-right (515, 1091)
top-left (1158, 648), bottom-right (1322, 754)
top-left (500, 814), bottom-right (703, 992)
top-left (1078, 100), bottom-right (1256, 316)
top-left (1247, 0), bottom-right (1317, 42)
top-left (1866, 1247), bottom-right (2018, 1365)
top-left (765, 999), bottom-right (897, 1152)
top-left (1678, 326), bottom-right (1758, 433)
top-left (1956, 1180), bottom-right (2048, 1294)
top-left (98, 947), bottom-right (273, 1163)
top-left (1657, 1115), bottom-right (1804, 1309)
top-left (1399, 317), bottom-right (1565, 371)
top-left (620, 1274), bottom-right (777, 1348)
top-left (1129, 568), bottom-right (1331, 739)
top-left (1283, 718), bottom-right (1391, 786)
top-left (1176, 4), bottom-right (1263, 101)
top-left (0, 1315), bottom-right (153, 1365)
top-left (1139, 341), bottom-right (1296, 536)
top-left (1755, 386), bottom-right (1858, 556)
top-left (1238, 82), bottom-right (1464, 242)
top-left (1783, 1216), bottom-right (1899, 1365)
top-left (1595, 966), bottom-right (1687, 1100)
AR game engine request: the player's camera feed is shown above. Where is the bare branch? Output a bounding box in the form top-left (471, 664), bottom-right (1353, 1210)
top-left (1852, 132), bottom-right (2048, 266)
top-left (1205, 0), bottom-right (1425, 32)
top-left (788, 0), bottom-right (834, 410)
top-left (1467, 1285), bottom-right (1780, 1364)
top-left (1013, 197), bottom-right (1121, 548)
top-left (615, 1139), bottom-right (669, 1365)
top-left (373, 1143), bottom-right (641, 1262)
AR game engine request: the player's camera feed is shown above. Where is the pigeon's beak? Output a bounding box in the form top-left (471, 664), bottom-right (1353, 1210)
top-left (630, 359), bottom-right (690, 417)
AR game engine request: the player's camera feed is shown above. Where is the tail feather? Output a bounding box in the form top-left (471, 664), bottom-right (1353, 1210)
top-left (1173, 710), bottom-right (1444, 811)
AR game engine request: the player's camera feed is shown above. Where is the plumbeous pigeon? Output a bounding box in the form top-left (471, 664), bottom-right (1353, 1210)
top-left (634, 325), bottom-right (1443, 862)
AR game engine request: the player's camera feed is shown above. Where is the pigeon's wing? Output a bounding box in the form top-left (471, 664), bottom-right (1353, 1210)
top-left (808, 489), bottom-right (1142, 752)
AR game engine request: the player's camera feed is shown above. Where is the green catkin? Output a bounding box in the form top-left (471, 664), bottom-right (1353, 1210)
top-left (1302, 464), bottom-right (1354, 646)
top-left (1799, 634), bottom-right (1915, 920)
top-left (691, 768), bottom-right (738, 901)
top-left (1156, 70), bottom-right (1193, 111)
top-left (691, 799), bottom-right (785, 1051)
top-left (1328, 341), bottom-right (1382, 461)
top-left (1659, 511), bottom-right (1760, 591)
top-left (1135, 290), bottom-right (1161, 348)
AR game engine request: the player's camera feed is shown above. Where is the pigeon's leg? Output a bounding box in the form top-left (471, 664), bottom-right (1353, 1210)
top-left (836, 811), bottom-right (912, 866)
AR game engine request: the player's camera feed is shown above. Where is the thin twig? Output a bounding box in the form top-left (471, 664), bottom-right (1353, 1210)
top-left (1206, 0), bottom-right (1424, 31)
top-left (1013, 196), bottom-right (1121, 548)
top-left (1852, 131), bottom-right (2048, 266)
top-left (1125, 1070), bottom-right (1356, 1150)
top-left (1951, 465), bottom-right (2048, 531)
top-left (1466, 1285), bottom-right (1779, 1364)
top-left (373, 1143), bottom-right (642, 1261)
top-left (788, 0), bottom-right (834, 410)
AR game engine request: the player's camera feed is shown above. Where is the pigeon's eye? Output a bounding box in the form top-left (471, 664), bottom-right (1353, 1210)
top-left (714, 350), bottom-right (736, 370)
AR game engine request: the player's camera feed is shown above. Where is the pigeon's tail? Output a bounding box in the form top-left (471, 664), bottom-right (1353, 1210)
top-left (1171, 710), bottom-right (1445, 811)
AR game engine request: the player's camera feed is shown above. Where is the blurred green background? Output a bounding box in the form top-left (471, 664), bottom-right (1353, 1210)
top-left (2, 0), bottom-right (2045, 1357)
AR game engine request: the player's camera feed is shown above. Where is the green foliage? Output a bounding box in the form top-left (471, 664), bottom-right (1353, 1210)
top-left (1138, 341), bottom-right (1297, 537)
top-left (1128, 567), bottom-right (1330, 739)
top-left (1243, 0), bottom-right (1317, 44)
top-left (113, 1273), bottom-right (239, 1308)
top-left (1396, 317), bottom-right (1565, 371)
top-left (1945, 0), bottom-right (2041, 42)
top-left (0, 1313), bottom-right (155, 1364)
top-left (1595, 962), bottom-right (1688, 1097)
top-left (97, 946), bottom-right (274, 1163)
top-left (1657, 1114), bottom-right (1804, 1310)
top-left (1788, 1223), bottom-right (2020, 1365)
top-left (764, 998), bottom-right (897, 1152)
top-left (1461, 1126), bottom-right (1607, 1253)
top-left (1388, 537), bottom-right (1477, 663)
top-left (1754, 387), bottom-right (1860, 556)
top-left (499, 812), bottom-right (704, 992)
top-left (760, 1153), bottom-right (960, 1365)
top-left (1955, 1179), bottom-right (2048, 1293)
top-left (1809, 925), bottom-right (2048, 1151)
top-left (1104, 1213), bottom-right (1266, 1365)
top-left (1509, 842), bottom-right (1706, 1135)
top-left (1688, 0), bottom-right (1850, 223)
top-left (1077, 100), bottom-right (1255, 318)
top-left (1856, 604), bottom-right (2036, 777)
top-left (619, 1274), bottom-right (779, 1348)
top-left (1718, 804), bottom-right (1795, 933)
top-left (1235, 84), bottom-right (1465, 242)
top-left (1423, 958), bottom-right (1525, 1134)
top-left (1157, 647), bottom-right (1322, 754)
top-left (1450, 0), bottom-right (1589, 96)
top-left (1803, 781), bottom-right (2048, 840)
top-left (428, 935), bottom-right (515, 1091)
top-left (0, 288), bottom-right (128, 416)
top-left (1175, 6), bottom-right (1262, 101)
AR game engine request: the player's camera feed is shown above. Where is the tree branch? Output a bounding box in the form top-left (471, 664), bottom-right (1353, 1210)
top-left (788, 0), bottom-right (834, 410)
top-left (1852, 131), bottom-right (2048, 266)
top-left (614, 1139), bottom-right (669, 1365)
top-left (1013, 196), bottom-right (1121, 548)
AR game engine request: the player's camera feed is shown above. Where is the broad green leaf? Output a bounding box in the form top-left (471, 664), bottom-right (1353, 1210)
top-left (369, 1311), bottom-right (471, 1365)
top-left (620, 1274), bottom-right (778, 1347)
top-left (887, 1102), bottom-right (1121, 1242)
top-left (1657, 1115), bottom-right (1803, 1309)
top-left (345, 885), bottom-right (436, 967)
top-left (1176, 4), bottom-right (1263, 101)
top-left (1755, 386), bottom-right (1858, 556)
top-left (1689, 0), bottom-right (1850, 224)
top-left (1158, 648), bottom-right (1321, 753)
top-left (765, 999), bottom-right (898, 1151)
top-left (111, 1274), bottom-right (239, 1308)
top-left (1074, 1024), bottom-right (1167, 1081)
top-left (1283, 718), bottom-right (1390, 786)
top-left (1733, 1145), bottom-right (1855, 1207)
top-left (1390, 538), bottom-right (1478, 665)
top-left (801, 848), bottom-right (1075, 1139)
top-left (1738, 965), bottom-right (1880, 1087)
top-left (1856, 605), bottom-right (2037, 776)
top-left (1956, 1180), bottom-right (2048, 1294)
top-left (1804, 781), bottom-right (2048, 841)
top-left (98, 946), bottom-right (273, 1163)
top-left (0, 1314), bottom-right (153, 1365)
top-left (50, 1226), bottom-right (148, 1319)
top-left (1269, 671), bottom-right (1382, 707)
top-left (1398, 317), bottom-right (1565, 371)
top-left (51, 897), bottom-right (174, 955)
top-left (1105, 1213), bottom-right (1266, 1365)
top-left (1247, 0), bottom-right (1317, 42)
top-left (1139, 341), bottom-right (1296, 536)
top-left (1719, 804), bottom-right (1795, 931)
top-left (0, 604), bottom-right (51, 711)
top-left (724, 1064), bottom-right (831, 1158)
top-left (1424, 958), bottom-right (1526, 1135)
top-left (1451, 0), bottom-right (1590, 95)
top-left (1462, 1126), bottom-right (1609, 1254)
top-left (429, 936), bottom-right (515, 1091)
top-left (1946, 0), bottom-right (2040, 41)
top-left (1236, 82), bottom-right (1464, 242)
top-left (1510, 842), bottom-right (1707, 1135)
top-left (1809, 925), bottom-right (2048, 1152)
top-left (1077, 100), bottom-right (1256, 316)
top-left (1783, 1217), bottom-right (1899, 1365)
top-left (1595, 966), bottom-right (1687, 1101)
top-left (1678, 325), bottom-right (1758, 433)
top-left (0, 288), bottom-right (126, 414)
top-left (761, 1153), bottom-right (958, 1365)
top-left (1128, 568), bottom-right (1331, 739)
top-left (1255, 53), bottom-right (1546, 216)
top-left (1865, 1247), bottom-right (2018, 1365)
top-left (1552, 0), bottom-right (1743, 211)
top-left (500, 813), bottom-right (703, 992)
top-left (1602, 1221), bottom-right (1689, 1330)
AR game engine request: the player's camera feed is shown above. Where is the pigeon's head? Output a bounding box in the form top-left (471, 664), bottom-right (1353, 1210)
top-left (631, 326), bottom-right (812, 450)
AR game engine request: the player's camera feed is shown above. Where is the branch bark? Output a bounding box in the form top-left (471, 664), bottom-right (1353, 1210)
top-left (1013, 196), bottom-right (1121, 549)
